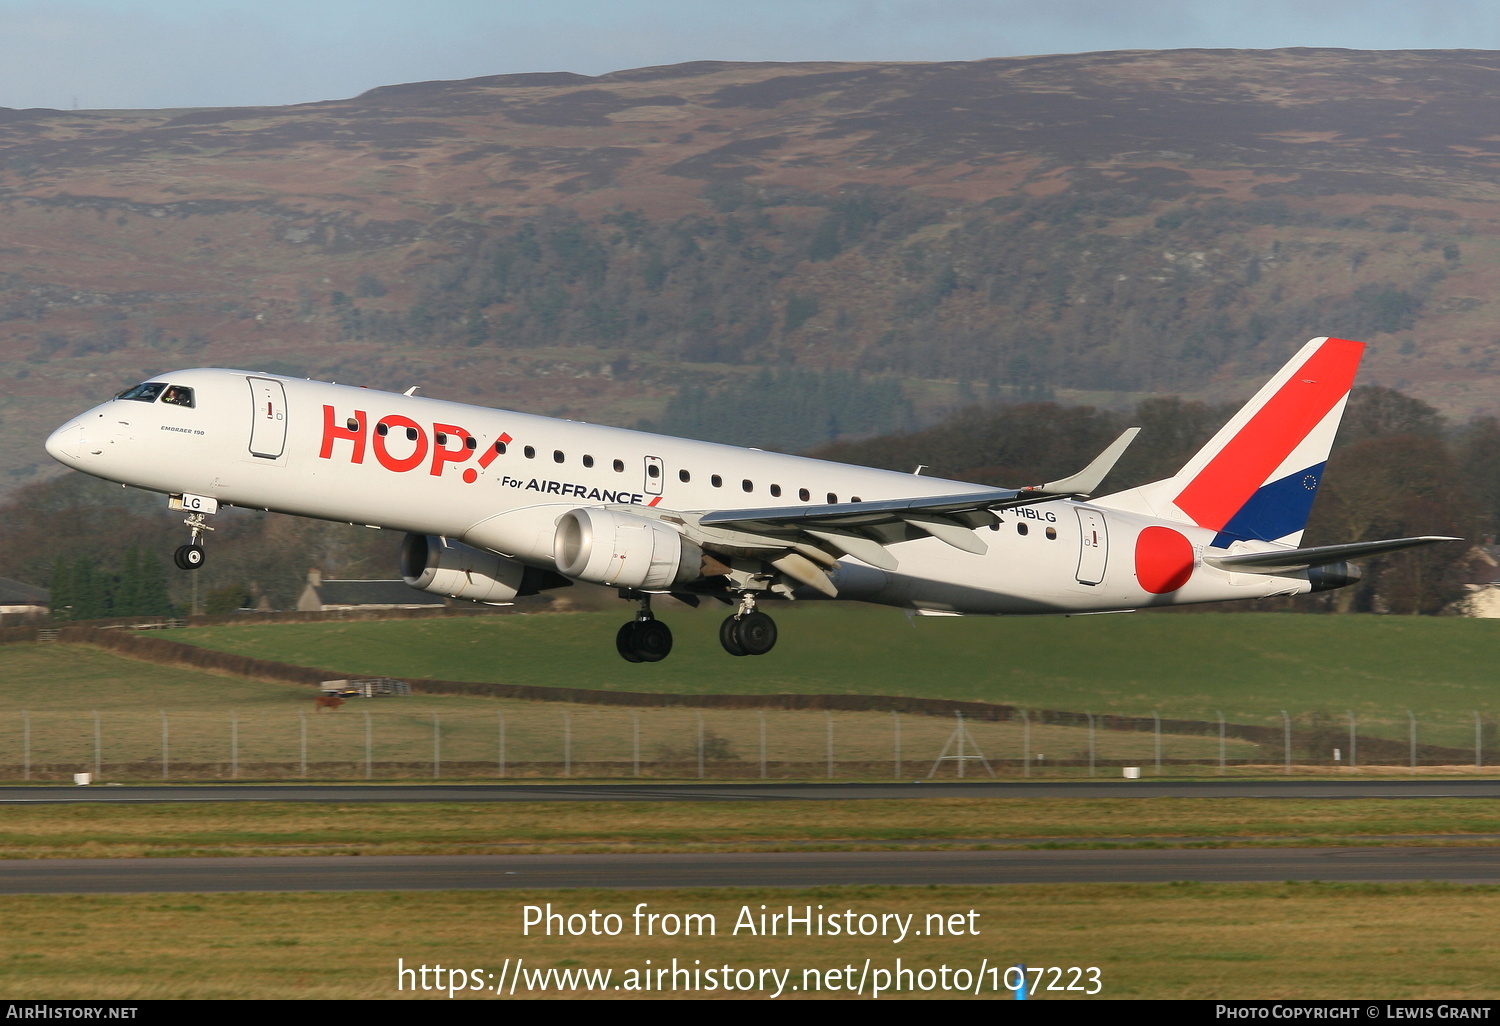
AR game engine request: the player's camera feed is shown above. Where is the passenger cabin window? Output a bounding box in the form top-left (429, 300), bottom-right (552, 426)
top-left (851, 496), bottom-right (861, 502)
top-left (1046, 526), bottom-right (1057, 540)
top-left (405, 427), bottom-right (419, 441)
top-left (435, 432), bottom-right (448, 445)
top-left (711, 475), bottom-right (723, 488)
top-left (612, 459), bottom-right (624, 472)
top-left (346, 417), bottom-right (359, 432)
top-left (582, 455), bottom-right (594, 468)
top-left (799, 488), bottom-right (810, 501)
top-left (827, 493), bottom-right (837, 504)
top-left (524, 446), bottom-right (536, 459)
top-left (647, 464), bottom-right (660, 478)
top-left (1017, 522), bottom-right (1029, 536)
top-left (161, 385), bottom-right (194, 408)
top-left (770, 484), bottom-right (782, 497)
top-left (494, 440), bottom-right (506, 454)
top-left (117, 382), bottom-right (166, 403)
top-left (553, 450), bottom-right (565, 463)
top-left (377, 423), bottom-right (389, 436)
top-left (679, 470), bottom-right (691, 483)
top-left (742, 480), bottom-right (753, 492)
top-left (465, 436), bottom-right (477, 450)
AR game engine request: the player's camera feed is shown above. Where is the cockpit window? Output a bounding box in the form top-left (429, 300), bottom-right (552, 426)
top-left (161, 385), bottom-right (195, 408)
top-left (116, 382), bottom-right (166, 403)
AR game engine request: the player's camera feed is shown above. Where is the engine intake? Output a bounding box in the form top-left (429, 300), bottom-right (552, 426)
top-left (553, 507), bottom-right (701, 590)
top-left (401, 534), bottom-right (568, 602)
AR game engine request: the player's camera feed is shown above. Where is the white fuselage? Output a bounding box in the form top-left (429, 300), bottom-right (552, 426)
top-left (44, 369), bottom-right (1314, 614)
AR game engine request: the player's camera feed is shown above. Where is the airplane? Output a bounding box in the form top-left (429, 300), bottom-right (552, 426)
top-left (43, 335), bottom-right (1455, 662)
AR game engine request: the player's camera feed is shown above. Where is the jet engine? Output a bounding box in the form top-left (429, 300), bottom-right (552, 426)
top-left (400, 534), bottom-right (568, 602)
top-left (553, 507), bottom-right (702, 590)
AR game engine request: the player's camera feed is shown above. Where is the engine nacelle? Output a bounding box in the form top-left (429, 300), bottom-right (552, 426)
top-left (553, 507), bottom-right (701, 590)
top-left (400, 534), bottom-right (565, 603)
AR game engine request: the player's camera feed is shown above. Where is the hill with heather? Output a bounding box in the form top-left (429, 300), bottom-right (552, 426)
top-left (5, 49), bottom-right (1500, 490)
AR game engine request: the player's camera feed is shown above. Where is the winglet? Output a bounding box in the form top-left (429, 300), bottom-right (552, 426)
top-left (1030, 428), bottom-right (1140, 498)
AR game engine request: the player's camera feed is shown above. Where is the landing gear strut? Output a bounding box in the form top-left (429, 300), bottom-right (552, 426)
top-left (616, 592), bottom-right (673, 663)
top-left (173, 512), bottom-right (212, 571)
top-left (720, 593), bottom-right (777, 657)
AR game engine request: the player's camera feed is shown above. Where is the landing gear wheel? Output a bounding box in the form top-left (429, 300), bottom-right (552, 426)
top-left (631, 619), bottom-right (673, 662)
top-left (174, 544), bottom-right (205, 571)
top-left (616, 621), bottom-right (644, 663)
top-left (733, 611), bottom-right (778, 656)
top-left (616, 618), bottom-right (674, 663)
top-left (719, 615), bottom-right (748, 657)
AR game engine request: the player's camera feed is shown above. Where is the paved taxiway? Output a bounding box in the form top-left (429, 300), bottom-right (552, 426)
top-left (1, 847), bottom-right (1498, 894)
top-left (0, 779), bottom-right (1498, 803)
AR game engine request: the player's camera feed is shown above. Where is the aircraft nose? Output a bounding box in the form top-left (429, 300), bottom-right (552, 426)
top-left (45, 418), bottom-right (83, 462)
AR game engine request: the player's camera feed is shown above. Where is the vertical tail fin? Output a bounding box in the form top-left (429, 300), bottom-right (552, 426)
top-left (1095, 336), bottom-right (1364, 548)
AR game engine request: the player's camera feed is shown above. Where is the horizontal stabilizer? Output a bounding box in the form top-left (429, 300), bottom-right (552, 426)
top-left (1203, 536), bottom-right (1461, 574)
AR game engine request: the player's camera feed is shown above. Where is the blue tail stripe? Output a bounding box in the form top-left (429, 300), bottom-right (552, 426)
top-left (1210, 462), bottom-right (1326, 548)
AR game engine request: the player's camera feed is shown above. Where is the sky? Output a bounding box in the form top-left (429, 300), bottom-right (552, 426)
top-left (3, 0), bottom-right (1500, 110)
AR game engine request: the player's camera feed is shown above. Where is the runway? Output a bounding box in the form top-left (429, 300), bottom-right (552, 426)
top-left (1, 847), bottom-right (1498, 893)
top-left (0, 779), bottom-right (1497, 803)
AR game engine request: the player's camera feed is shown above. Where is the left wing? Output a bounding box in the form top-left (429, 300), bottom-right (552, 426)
top-left (687, 429), bottom-right (1141, 580)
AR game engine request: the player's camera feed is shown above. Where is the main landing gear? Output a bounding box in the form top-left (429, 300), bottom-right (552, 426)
top-left (616, 593), bottom-right (673, 663)
top-left (612, 592), bottom-right (779, 662)
top-left (719, 594), bottom-right (777, 657)
top-left (173, 512), bottom-right (211, 571)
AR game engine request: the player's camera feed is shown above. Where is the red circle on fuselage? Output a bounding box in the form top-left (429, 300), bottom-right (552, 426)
top-left (1135, 526), bottom-right (1194, 594)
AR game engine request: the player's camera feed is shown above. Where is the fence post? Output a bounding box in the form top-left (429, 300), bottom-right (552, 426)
top-left (498, 711), bottom-right (505, 779)
top-left (21, 710), bottom-right (28, 782)
top-left (1022, 709), bottom-right (1030, 778)
top-left (1477, 711), bottom-right (1484, 770)
top-left (161, 711), bottom-right (169, 780)
top-left (1283, 710), bottom-right (1297, 773)
top-left (562, 711), bottom-right (570, 779)
top-left (434, 711), bottom-right (442, 780)
top-left (696, 712), bottom-right (705, 779)
top-left (1085, 710), bottom-right (1095, 778)
top-left (631, 711), bottom-right (639, 778)
top-left (230, 710), bottom-right (238, 780)
top-left (1152, 710), bottom-right (1161, 776)
top-left (92, 710), bottom-right (101, 779)
top-left (1407, 710), bottom-right (1417, 771)
top-left (758, 710), bottom-right (766, 780)
top-left (362, 710), bottom-right (371, 780)
top-left (825, 711), bottom-right (834, 779)
top-left (1348, 710), bottom-right (1357, 770)
top-left (892, 711), bottom-right (900, 780)
top-left (299, 711), bottom-right (307, 778)
top-left (1217, 711), bottom-right (1225, 775)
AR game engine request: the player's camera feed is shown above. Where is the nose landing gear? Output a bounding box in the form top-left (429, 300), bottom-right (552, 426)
top-left (719, 594), bottom-right (777, 657)
top-left (173, 512), bottom-right (212, 571)
top-left (616, 593), bottom-right (673, 663)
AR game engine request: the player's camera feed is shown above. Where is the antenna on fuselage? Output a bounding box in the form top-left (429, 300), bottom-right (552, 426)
top-left (402, 386), bottom-right (421, 396)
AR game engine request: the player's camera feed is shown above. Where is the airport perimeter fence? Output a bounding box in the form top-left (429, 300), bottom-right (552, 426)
top-left (0, 704), bottom-right (1494, 782)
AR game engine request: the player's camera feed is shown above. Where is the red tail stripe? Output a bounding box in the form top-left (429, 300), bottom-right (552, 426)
top-left (1174, 338), bottom-right (1362, 530)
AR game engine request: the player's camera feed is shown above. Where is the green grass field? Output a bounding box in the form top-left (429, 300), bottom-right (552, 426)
top-left (172, 608), bottom-right (1500, 741)
top-left (2, 883), bottom-right (1496, 999)
top-left (0, 798), bottom-right (1494, 858)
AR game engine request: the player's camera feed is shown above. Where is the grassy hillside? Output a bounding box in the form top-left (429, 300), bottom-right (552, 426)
top-left (171, 608), bottom-right (1500, 738)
